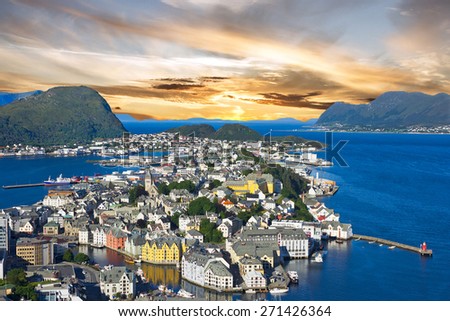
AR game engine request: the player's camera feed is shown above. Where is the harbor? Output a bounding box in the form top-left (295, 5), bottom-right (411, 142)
top-left (352, 234), bottom-right (433, 256)
top-left (2, 183), bottom-right (44, 189)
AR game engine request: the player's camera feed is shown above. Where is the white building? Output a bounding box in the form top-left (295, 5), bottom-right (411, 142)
top-left (243, 270), bottom-right (266, 289)
top-left (321, 222), bottom-right (353, 240)
top-left (182, 249), bottom-right (233, 290)
top-left (0, 250), bottom-right (6, 279)
top-left (92, 226), bottom-right (108, 246)
top-left (43, 195), bottom-right (71, 208)
top-left (0, 214), bottom-right (10, 253)
top-left (100, 266), bottom-right (136, 300)
top-left (78, 226), bottom-right (90, 245)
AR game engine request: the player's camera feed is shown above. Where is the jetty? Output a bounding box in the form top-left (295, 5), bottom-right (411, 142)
top-left (352, 234), bottom-right (432, 256)
top-left (2, 183), bottom-right (44, 189)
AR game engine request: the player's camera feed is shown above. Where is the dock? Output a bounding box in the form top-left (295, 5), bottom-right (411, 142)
top-left (352, 234), bottom-right (432, 256)
top-left (2, 183), bottom-right (44, 189)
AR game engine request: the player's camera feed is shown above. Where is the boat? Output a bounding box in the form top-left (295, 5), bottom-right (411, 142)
top-left (379, 244), bottom-right (384, 247)
top-left (177, 289), bottom-right (195, 298)
top-left (312, 252), bottom-right (323, 263)
top-left (90, 243), bottom-right (105, 249)
top-left (336, 239), bottom-right (344, 244)
top-left (245, 289), bottom-right (256, 294)
top-left (134, 258), bottom-right (142, 263)
top-left (389, 246), bottom-right (396, 250)
top-left (44, 174), bottom-right (71, 186)
top-left (124, 257), bottom-right (134, 264)
top-left (287, 271), bottom-right (299, 283)
top-left (269, 288), bottom-right (289, 294)
top-left (369, 241), bottom-right (375, 244)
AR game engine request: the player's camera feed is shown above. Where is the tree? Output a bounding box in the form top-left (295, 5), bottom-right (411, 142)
top-left (187, 197), bottom-right (215, 216)
top-left (74, 253), bottom-right (90, 264)
top-left (6, 268), bottom-right (27, 286)
top-left (170, 212), bottom-right (182, 229)
top-left (209, 179), bottom-right (222, 190)
top-left (63, 249), bottom-right (74, 262)
top-left (199, 219), bottom-right (223, 243)
top-left (136, 219), bottom-right (148, 229)
top-left (129, 184), bottom-right (148, 205)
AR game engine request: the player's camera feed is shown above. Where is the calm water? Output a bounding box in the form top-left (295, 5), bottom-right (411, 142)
top-left (1, 120), bottom-right (449, 300)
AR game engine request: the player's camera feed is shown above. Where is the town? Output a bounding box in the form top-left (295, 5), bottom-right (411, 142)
top-left (0, 131), bottom-right (352, 301)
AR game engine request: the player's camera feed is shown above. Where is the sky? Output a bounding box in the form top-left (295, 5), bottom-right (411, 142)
top-left (0, 0), bottom-right (449, 121)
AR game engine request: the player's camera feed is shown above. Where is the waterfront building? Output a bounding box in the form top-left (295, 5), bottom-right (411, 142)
top-left (43, 190), bottom-right (74, 208)
top-left (240, 228), bottom-right (309, 259)
top-left (141, 237), bottom-right (185, 264)
top-left (106, 227), bottom-right (127, 250)
top-left (182, 248), bottom-right (233, 290)
top-left (229, 240), bottom-right (280, 270)
top-left (78, 226), bottom-right (91, 245)
top-left (99, 266), bottom-right (136, 300)
top-left (43, 221), bottom-right (60, 236)
top-left (124, 234), bottom-right (146, 258)
top-left (243, 270), bottom-right (266, 289)
top-left (238, 256), bottom-right (264, 275)
top-left (16, 237), bottom-right (54, 265)
top-left (92, 226), bottom-right (109, 247)
top-left (321, 221), bottom-right (353, 240)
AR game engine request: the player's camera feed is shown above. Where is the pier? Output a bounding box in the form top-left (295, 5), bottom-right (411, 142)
top-left (2, 183), bottom-right (44, 189)
top-left (352, 234), bottom-right (433, 256)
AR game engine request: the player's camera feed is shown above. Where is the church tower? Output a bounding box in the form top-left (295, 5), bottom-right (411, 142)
top-left (145, 169), bottom-right (157, 197)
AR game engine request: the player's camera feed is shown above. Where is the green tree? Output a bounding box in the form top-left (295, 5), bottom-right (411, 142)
top-left (74, 253), bottom-right (90, 264)
top-left (63, 249), bottom-right (74, 262)
top-left (199, 219), bottom-right (223, 243)
top-left (209, 179), bottom-right (222, 190)
top-left (136, 219), bottom-right (148, 229)
top-left (187, 197), bottom-right (215, 216)
top-left (6, 268), bottom-right (27, 286)
top-left (129, 184), bottom-right (148, 205)
top-left (170, 212), bottom-right (182, 229)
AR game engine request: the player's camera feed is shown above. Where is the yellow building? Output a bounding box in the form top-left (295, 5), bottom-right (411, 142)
top-left (16, 237), bottom-right (54, 265)
top-left (141, 237), bottom-right (186, 265)
top-left (224, 173), bottom-right (274, 196)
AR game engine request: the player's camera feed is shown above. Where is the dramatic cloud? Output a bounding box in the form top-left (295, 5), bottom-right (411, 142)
top-left (0, 0), bottom-right (448, 120)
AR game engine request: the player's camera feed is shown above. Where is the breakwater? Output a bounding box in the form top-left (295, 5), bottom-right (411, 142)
top-left (352, 234), bottom-right (433, 256)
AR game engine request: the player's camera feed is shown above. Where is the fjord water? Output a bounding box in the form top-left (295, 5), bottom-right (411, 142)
top-left (0, 120), bottom-right (449, 300)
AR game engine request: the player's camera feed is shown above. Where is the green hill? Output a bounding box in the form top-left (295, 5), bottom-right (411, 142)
top-left (0, 86), bottom-right (126, 146)
top-left (212, 124), bottom-right (262, 141)
top-left (166, 124), bottom-right (215, 138)
top-left (166, 123), bottom-right (262, 141)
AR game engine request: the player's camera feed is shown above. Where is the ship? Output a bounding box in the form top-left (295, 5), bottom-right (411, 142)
top-left (44, 174), bottom-right (71, 186)
top-left (269, 287), bottom-right (289, 294)
top-left (287, 271), bottom-right (299, 283)
top-left (177, 289), bottom-right (195, 298)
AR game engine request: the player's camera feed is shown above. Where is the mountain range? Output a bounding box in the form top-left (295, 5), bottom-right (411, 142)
top-left (166, 123), bottom-right (262, 141)
top-left (316, 91), bottom-right (450, 129)
top-left (0, 86), bottom-right (126, 146)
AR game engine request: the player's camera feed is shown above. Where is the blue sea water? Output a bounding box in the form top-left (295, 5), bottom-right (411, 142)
top-left (1, 120), bottom-right (449, 300)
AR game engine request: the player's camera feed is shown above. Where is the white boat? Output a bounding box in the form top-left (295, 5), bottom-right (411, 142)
top-left (245, 289), bottom-right (256, 294)
top-left (134, 258), bottom-right (142, 263)
top-left (177, 289), bottom-right (195, 298)
top-left (312, 252), bottom-right (323, 263)
top-left (369, 241), bottom-right (375, 244)
top-left (269, 288), bottom-right (289, 294)
top-left (379, 244), bottom-right (383, 247)
top-left (287, 271), bottom-right (298, 283)
top-left (388, 246), bottom-right (396, 250)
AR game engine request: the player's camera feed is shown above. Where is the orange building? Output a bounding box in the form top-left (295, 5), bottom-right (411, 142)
top-left (106, 228), bottom-right (127, 250)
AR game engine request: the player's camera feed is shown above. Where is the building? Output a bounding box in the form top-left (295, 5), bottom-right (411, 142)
top-left (16, 237), bottom-right (54, 265)
top-left (240, 228), bottom-right (309, 259)
top-left (36, 283), bottom-right (83, 301)
top-left (42, 190), bottom-right (74, 208)
top-left (242, 270), bottom-right (266, 289)
top-left (182, 248), bottom-right (233, 290)
top-left (224, 173), bottom-right (274, 196)
top-left (106, 228), bottom-right (127, 250)
top-left (43, 221), bottom-right (60, 236)
top-left (18, 220), bottom-right (34, 234)
top-left (0, 250), bottom-right (5, 279)
top-left (99, 266), bottom-right (136, 300)
top-left (141, 237), bottom-right (185, 265)
top-left (124, 234), bottom-right (146, 258)
top-left (78, 226), bottom-right (91, 245)
top-left (185, 229), bottom-right (204, 243)
top-left (321, 222), bottom-right (353, 240)
top-left (92, 226), bottom-right (109, 247)
top-left (0, 214), bottom-right (9, 253)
